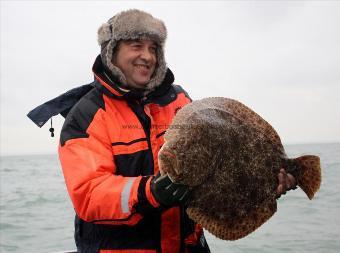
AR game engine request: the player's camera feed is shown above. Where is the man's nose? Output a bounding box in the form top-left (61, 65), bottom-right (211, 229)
top-left (140, 47), bottom-right (154, 62)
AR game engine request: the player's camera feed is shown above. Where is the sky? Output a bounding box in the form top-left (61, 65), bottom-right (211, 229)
top-left (1, 0), bottom-right (339, 156)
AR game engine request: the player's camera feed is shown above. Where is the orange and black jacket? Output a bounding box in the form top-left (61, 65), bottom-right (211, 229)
top-left (28, 56), bottom-right (210, 253)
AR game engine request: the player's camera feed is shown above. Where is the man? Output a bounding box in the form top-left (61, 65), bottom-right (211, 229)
top-left (28, 9), bottom-right (296, 253)
top-left (59, 9), bottom-right (210, 252)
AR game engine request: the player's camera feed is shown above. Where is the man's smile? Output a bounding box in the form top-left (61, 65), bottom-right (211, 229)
top-left (134, 64), bottom-right (150, 70)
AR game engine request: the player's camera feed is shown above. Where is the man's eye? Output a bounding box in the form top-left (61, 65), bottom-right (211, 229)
top-left (150, 47), bottom-right (157, 53)
top-left (131, 43), bottom-right (142, 49)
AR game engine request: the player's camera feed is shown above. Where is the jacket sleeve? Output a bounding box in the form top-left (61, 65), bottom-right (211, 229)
top-left (58, 102), bottom-right (159, 226)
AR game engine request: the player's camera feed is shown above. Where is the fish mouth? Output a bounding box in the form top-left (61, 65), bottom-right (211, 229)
top-left (158, 146), bottom-right (180, 178)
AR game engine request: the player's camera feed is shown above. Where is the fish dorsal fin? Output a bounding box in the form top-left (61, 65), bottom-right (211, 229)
top-left (198, 97), bottom-right (283, 148)
top-left (187, 198), bottom-right (277, 240)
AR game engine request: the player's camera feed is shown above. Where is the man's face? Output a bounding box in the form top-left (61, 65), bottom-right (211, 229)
top-left (113, 39), bottom-right (157, 89)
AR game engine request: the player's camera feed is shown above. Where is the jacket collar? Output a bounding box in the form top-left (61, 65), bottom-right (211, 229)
top-left (92, 55), bottom-right (174, 102)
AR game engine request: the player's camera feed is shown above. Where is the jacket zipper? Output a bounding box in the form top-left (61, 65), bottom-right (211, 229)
top-left (127, 99), bottom-right (155, 175)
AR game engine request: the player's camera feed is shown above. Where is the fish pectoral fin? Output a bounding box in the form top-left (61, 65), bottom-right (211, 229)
top-left (294, 155), bottom-right (321, 200)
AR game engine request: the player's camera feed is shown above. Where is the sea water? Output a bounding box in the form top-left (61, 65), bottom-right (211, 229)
top-left (0, 143), bottom-right (339, 253)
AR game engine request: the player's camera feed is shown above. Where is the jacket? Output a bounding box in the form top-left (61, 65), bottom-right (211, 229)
top-left (28, 56), bottom-right (210, 253)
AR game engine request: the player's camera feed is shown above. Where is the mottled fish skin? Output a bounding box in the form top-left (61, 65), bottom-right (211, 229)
top-left (159, 97), bottom-right (321, 240)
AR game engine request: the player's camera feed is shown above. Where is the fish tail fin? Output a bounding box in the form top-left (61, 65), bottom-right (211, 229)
top-left (293, 155), bottom-right (321, 200)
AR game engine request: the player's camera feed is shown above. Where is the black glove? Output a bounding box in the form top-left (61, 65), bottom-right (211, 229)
top-left (151, 173), bottom-right (190, 207)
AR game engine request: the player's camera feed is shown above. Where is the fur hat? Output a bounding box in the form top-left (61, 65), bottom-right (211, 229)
top-left (97, 9), bottom-right (167, 91)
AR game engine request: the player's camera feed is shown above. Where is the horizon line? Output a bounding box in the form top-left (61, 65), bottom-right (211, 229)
top-left (1, 141), bottom-right (339, 157)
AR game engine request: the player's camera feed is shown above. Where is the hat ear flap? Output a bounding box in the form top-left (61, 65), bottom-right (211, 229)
top-left (97, 23), bottom-right (112, 45)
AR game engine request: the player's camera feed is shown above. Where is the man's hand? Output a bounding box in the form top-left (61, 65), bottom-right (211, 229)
top-left (151, 173), bottom-right (190, 206)
top-left (276, 168), bottom-right (297, 198)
